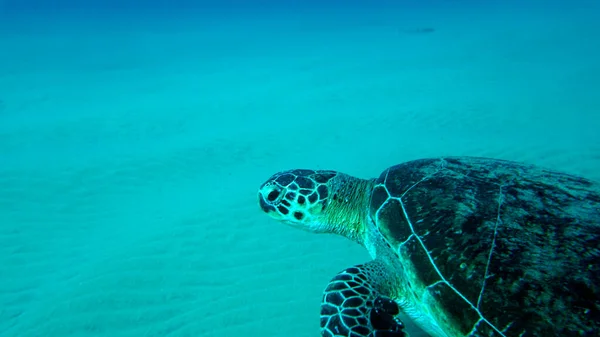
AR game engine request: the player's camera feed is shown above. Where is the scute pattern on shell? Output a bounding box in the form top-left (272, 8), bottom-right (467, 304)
top-left (370, 157), bottom-right (600, 336)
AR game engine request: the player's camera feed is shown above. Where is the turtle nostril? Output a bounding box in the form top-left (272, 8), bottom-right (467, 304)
top-left (267, 189), bottom-right (280, 202)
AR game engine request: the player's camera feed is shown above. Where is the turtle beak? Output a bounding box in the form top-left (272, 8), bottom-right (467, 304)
top-left (258, 192), bottom-right (277, 214)
top-left (258, 183), bottom-right (284, 215)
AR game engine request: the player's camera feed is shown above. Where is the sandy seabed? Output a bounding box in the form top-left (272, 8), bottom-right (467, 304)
top-left (1, 5), bottom-right (599, 337)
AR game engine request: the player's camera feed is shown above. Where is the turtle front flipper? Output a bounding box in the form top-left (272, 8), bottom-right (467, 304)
top-left (320, 262), bottom-right (407, 337)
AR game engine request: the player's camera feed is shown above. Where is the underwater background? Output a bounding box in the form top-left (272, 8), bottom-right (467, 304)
top-left (1, 0), bottom-right (599, 336)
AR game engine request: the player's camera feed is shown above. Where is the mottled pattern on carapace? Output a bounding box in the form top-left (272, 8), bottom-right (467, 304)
top-left (370, 157), bottom-right (600, 336)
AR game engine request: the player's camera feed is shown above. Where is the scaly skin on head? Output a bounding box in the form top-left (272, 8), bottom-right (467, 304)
top-left (258, 169), bottom-right (376, 245)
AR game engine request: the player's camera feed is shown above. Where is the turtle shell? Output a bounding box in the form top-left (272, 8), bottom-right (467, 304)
top-left (368, 156), bottom-right (600, 336)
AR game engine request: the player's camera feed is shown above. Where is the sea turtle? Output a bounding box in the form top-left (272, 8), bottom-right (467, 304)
top-left (257, 156), bottom-right (600, 337)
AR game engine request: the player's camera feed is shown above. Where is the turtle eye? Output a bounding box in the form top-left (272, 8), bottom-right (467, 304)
top-left (267, 189), bottom-right (281, 202)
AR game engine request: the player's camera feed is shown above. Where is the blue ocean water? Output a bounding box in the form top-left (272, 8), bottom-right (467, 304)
top-left (1, 1), bottom-right (599, 336)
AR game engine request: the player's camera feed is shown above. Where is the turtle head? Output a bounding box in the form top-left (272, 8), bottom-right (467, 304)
top-left (258, 169), bottom-right (338, 233)
top-left (258, 169), bottom-right (373, 243)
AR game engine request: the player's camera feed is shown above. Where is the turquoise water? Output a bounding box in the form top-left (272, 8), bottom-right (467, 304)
top-left (1, 1), bottom-right (599, 336)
